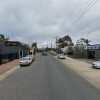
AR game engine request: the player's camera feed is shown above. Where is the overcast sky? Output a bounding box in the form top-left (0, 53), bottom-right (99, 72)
top-left (0, 0), bottom-right (100, 48)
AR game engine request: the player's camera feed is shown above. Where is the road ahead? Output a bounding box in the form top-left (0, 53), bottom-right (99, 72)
top-left (0, 54), bottom-right (100, 100)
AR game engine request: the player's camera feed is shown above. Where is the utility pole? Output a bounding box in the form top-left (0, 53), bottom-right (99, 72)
top-left (47, 43), bottom-right (48, 48)
top-left (36, 42), bottom-right (37, 55)
top-left (53, 36), bottom-right (58, 52)
top-left (51, 40), bottom-right (52, 51)
top-left (46, 43), bottom-right (48, 51)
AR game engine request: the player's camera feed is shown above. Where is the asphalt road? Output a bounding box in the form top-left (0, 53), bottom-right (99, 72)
top-left (0, 54), bottom-right (100, 100)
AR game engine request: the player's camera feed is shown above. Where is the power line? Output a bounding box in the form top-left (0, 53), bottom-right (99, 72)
top-left (73, 27), bottom-right (100, 41)
top-left (45, 0), bottom-right (94, 43)
top-left (60, 0), bottom-right (98, 36)
top-left (74, 14), bottom-right (100, 35)
top-left (58, 0), bottom-right (92, 36)
top-left (54, 0), bottom-right (82, 36)
top-left (47, 0), bottom-right (98, 46)
top-left (69, 0), bottom-right (98, 28)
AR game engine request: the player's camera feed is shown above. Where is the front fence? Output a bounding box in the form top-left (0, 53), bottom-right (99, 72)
top-left (0, 52), bottom-right (18, 65)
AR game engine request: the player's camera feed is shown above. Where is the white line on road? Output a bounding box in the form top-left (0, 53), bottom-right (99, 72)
top-left (0, 65), bottom-right (20, 81)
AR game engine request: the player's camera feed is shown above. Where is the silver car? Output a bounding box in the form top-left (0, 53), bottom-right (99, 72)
top-left (51, 51), bottom-right (57, 56)
top-left (19, 57), bottom-right (32, 66)
top-left (57, 54), bottom-right (65, 59)
top-left (92, 60), bottom-right (100, 68)
top-left (26, 55), bottom-right (35, 62)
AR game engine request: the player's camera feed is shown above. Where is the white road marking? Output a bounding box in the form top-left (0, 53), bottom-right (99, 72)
top-left (0, 65), bottom-right (20, 81)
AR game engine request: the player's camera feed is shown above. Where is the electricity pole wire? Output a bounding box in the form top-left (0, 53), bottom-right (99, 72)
top-left (73, 14), bottom-right (100, 36)
top-left (41, 0), bottom-right (98, 46)
top-left (60, 0), bottom-right (98, 36)
top-left (53, 0), bottom-right (82, 36)
top-left (58, 0), bottom-right (92, 36)
top-left (44, 0), bottom-right (93, 43)
top-left (73, 27), bottom-right (100, 41)
top-left (69, 0), bottom-right (98, 28)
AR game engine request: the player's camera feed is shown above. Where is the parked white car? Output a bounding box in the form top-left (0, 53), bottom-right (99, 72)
top-left (19, 57), bottom-right (32, 66)
top-left (26, 55), bottom-right (35, 62)
top-left (57, 54), bottom-right (65, 59)
top-left (51, 51), bottom-right (57, 56)
top-left (92, 60), bottom-right (100, 68)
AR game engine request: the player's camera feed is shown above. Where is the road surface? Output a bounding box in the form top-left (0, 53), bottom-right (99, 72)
top-left (0, 54), bottom-right (100, 100)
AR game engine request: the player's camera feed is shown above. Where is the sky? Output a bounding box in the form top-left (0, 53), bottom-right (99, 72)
top-left (0, 0), bottom-right (100, 48)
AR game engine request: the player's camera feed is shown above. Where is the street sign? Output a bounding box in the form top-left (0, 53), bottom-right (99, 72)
top-left (84, 45), bottom-right (100, 50)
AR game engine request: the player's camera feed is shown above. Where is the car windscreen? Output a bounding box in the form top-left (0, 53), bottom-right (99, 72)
top-left (26, 55), bottom-right (33, 57)
top-left (59, 54), bottom-right (64, 56)
top-left (21, 58), bottom-right (29, 60)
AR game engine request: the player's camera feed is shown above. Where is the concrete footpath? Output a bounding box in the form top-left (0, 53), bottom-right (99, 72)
top-left (0, 54), bottom-right (38, 80)
top-left (54, 56), bottom-right (100, 90)
top-left (0, 59), bottom-right (20, 75)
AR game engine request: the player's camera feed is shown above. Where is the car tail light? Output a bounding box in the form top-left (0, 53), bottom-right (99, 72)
top-left (19, 62), bottom-right (22, 63)
top-left (26, 62), bottom-right (29, 64)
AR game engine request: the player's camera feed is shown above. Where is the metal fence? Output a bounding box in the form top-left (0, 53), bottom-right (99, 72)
top-left (0, 52), bottom-right (18, 65)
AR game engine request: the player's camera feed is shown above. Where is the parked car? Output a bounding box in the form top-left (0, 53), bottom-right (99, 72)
top-left (42, 51), bottom-right (48, 56)
top-left (51, 51), bottom-right (57, 56)
top-left (19, 57), bottom-right (32, 66)
top-left (57, 54), bottom-right (65, 59)
top-left (26, 55), bottom-right (35, 62)
top-left (92, 60), bottom-right (100, 68)
top-left (53, 52), bottom-right (57, 56)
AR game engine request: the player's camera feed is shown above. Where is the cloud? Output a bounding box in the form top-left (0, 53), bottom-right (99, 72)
top-left (0, 0), bottom-right (100, 47)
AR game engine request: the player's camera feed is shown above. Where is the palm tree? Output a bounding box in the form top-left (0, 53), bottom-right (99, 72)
top-left (31, 42), bottom-right (37, 54)
top-left (84, 39), bottom-right (90, 46)
top-left (0, 34), bottom-right (5, 41)
top-left (31, 42), bottom-right (37, 47)
top-left (0, 34), bottom-right (10, 41)
top-left (80, 38), bottom-right (90, 46)
top-left (5, 37), bottom-right (10, 41)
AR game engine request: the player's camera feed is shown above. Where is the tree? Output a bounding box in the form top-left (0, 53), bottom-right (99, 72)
top-left (31, 42), bottom-right (37, 47)
top-left (57, 35), bottom-right (74, 48)
top-left (78, 38), bottom-right (91, 46)
top-left (63, 35), bottom-right (74, 46)
top-left (75, 45), bottom-right (80, 52)
top-left (57, 38), bottom-right (64, 48)
top-left (68, 46), bottom-right (73, 52)
top-left (31, 42), bottom-right (37, 54)
top-left (84, 39), bottom-right (90, 46)
top-left (76, 38), bottom-right (84, 45)
top-left (0, 34), bottom-right (10, 41)
top-left (76, 38), bottom-right (85, 52)
top-left (57, 47), bottom-right (61, 54)
top-left (69, 41), bottom-right (74, 46)
top-left (5, 37), bottom-right (10, 41)
top-left (63, 35), bottom-right (72, 42)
